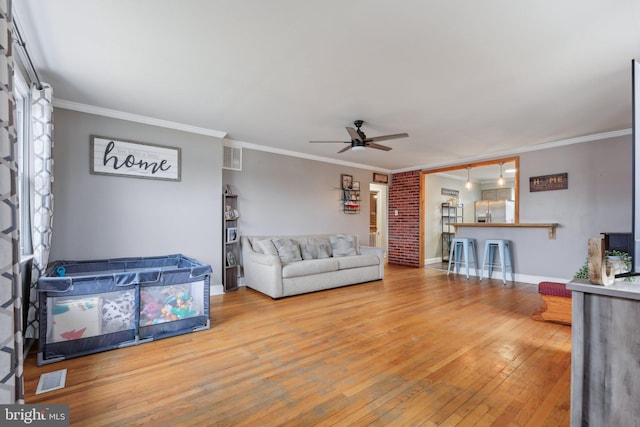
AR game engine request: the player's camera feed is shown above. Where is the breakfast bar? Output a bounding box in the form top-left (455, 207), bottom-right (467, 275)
top-left (450, 222), bottom-right (562, 283)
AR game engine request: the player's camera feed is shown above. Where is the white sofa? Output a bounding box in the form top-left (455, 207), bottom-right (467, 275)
top-left (241, 234), bottom-right (384, 299)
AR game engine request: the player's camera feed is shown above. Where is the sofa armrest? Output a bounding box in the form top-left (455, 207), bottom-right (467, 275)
top-left (359, 245), bottom-right (385, 279)
top-left (245, 251), bottom-right (280, 267)
top-left (241, 238), bottom-right (284, 298)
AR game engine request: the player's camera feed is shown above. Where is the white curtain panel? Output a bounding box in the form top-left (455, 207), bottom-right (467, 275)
top-left (0, 0), bottom-right (25, 404)
top-left (26, 83), bottom-right (54, 339)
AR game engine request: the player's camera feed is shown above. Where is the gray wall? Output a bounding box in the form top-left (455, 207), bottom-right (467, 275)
top-left (51, 108), bottom-right (223, 284)
top-left (519, 134), bottom-right (631, 278)
top-left (223, 149), bottom-right (373, 241)
top-left (461, 135), bottom-right (631, 281)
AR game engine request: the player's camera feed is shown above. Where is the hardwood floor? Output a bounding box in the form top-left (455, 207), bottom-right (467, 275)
top-left (25, 264), bottom-right (571, 426)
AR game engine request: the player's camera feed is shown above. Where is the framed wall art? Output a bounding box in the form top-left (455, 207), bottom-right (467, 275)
top-left (90, 135), bottom-right (181, 181)
top-left (373, 173), bottom-right (389, 184)
top-left (341, 174), bottom-right (353, 190)
top-left (529, 173), bottom-right (568, 192)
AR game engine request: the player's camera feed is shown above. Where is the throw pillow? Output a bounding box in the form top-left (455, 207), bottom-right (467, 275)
top-left (299, 241), bottom-right (319, 260)
top-left (272, 239), bottom-right (303, 263)
top-left (312, 238), bottom-right (332, 259)
top-left (255, 239), bottom-right (278, 256)
top-left (299, 238), bottom-right (332, 260)
top-left (329, 234), bottom-right (358, 257)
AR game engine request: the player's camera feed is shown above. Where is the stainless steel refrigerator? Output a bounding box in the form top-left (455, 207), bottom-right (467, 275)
top-left (474, 200), bottom-right (515, 223)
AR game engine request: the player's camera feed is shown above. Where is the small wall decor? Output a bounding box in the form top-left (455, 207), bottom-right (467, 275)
top-left (529, 173), bottom-right (568, 192)
top-left (373, 173), bottom-right (389, 184)
top-left (441, 188), bottom-right (459, 197)
top-left (341, 174), bottom-right (353, 190)
top-left (90, 135), bottom-right (181, 181)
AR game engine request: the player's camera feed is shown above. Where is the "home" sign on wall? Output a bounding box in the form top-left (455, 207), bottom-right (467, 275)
top-left (90, 135), bottom-right (181, 181)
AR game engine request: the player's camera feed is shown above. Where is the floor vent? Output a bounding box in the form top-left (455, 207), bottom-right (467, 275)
top-left (36, 369), bottom-right (67, 395)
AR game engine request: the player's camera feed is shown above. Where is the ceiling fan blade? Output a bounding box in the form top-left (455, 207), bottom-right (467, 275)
top-left (338, 145), bottom-right (353, 153)
top-left (346, 127), bottom-right (362, 142)
top-left (367, 142), bottom-right (393, 151)
top-left (366, 133), bottom-right (409, 143)
top-left (309, 140), bottom-right (350, 144)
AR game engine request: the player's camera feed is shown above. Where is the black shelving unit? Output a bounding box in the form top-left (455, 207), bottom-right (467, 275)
top-left (441, 203), bottom-right (463, 262)
top-left (223, 191), bottom-right (240, 292)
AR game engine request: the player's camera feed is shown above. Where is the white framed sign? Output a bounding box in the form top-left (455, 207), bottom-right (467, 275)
top-left (90, 135), bottom-right (181, 181)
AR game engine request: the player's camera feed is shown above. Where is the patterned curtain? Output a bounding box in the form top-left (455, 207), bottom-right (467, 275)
top-left (25, 83), bottom-right (53, 339)
top-left (0, 0), bottom-right (25, 404)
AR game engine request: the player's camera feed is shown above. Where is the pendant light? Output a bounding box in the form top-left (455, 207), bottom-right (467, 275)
top-left (465, 167), bottom-right (472, 190)
top-left (497, 162), bottom-right (505, 187)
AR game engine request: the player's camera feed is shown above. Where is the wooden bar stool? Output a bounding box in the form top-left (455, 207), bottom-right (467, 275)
top-left (447, 238), bottom-right (478, 279)
top-left (480, 239), bottom-right (514, 284)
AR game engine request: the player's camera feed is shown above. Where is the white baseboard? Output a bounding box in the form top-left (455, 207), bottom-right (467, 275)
top-left (210, 278), bottom-right (246, 296)
top-left (447, 266), bottom-right (567, 286)
top-left (210, 284), bottom-right (224, 296)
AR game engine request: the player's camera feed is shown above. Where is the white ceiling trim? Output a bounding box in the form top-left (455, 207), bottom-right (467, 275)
top-left (54, 97), bottom-right (630, 176)
top-left (222, 138), bottom-right (392, 174)
top-left (54, 97), bottom-right (391, 172)
top-left (394, 128), bottom-right (632, 174)
top-left (53, 99), bottom-right (229, 139)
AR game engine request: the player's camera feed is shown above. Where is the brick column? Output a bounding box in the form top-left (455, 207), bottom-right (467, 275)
top-left (388, 170), bottom-right (423, 267)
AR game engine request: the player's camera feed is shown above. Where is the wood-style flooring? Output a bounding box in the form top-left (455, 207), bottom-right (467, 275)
top-left (25, 264), bottom-right (571, 426)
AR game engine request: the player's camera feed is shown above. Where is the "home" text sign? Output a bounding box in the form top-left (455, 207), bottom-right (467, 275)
top-left (90, 136), bottom-right (181, 181)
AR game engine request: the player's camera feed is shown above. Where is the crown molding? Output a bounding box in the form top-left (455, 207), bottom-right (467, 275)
top-left (222, 138), bottom-right (392, 173)
top-left (55, 98), bottom-right (391, 173)
top-left (54, 97), bottom-right (628, 176)
top-left (391, 128), bottom-right (632, 174)
top-left (53, 99), bottom-right (228, 139)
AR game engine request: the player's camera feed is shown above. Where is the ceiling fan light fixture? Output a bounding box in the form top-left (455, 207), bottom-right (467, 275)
top-left (351, 145), bottom-right (366, 151)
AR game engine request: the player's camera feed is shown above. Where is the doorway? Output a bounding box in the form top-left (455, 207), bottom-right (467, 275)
top-left (369, 183), bottom-right (388, 256)
top-left (422, 157), bottom-right (519, 268)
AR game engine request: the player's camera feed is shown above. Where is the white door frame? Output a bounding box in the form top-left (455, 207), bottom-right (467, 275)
top-left (369, 183), bottom-right (388, 256)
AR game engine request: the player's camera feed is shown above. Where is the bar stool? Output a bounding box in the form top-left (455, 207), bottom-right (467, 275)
top-left (447, 238), bottom-right (478, 279)
top-left (481, 239), bottom-right (514, 284)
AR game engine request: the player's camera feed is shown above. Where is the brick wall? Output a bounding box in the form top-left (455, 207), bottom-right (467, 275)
top-left (388, 170), bottom-right (422, 267)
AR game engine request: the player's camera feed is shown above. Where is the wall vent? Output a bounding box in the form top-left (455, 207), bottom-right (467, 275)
top-left (223, 145), bottom-right (242, 171)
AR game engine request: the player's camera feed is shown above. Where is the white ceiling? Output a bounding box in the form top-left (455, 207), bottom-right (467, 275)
top-left (14, 1), bottom-right (640, 171)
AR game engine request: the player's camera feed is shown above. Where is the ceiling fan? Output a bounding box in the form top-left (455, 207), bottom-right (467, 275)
top-left (310, 120), bottom-right (409, 153)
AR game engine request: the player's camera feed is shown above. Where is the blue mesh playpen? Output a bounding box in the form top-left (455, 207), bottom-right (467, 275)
top-left (38, 254), bottom-right (211, 365)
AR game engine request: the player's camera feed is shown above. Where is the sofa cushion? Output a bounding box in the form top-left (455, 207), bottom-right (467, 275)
top-left (254, 239), bottom-right (278, 256)
top-left (336, 254), bottom-right (380, 270)
top-left (282, 258), bottom-right (339, 278)
top-left (273, 238), bottom-right (303, 263)
top-left (299, 238), bottom-right (332, 260)
top-left (329, 234), bottom-right (358, 257)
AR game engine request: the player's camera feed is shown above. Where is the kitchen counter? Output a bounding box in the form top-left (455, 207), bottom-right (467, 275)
top-left (453, 222), bottom-right (558, 239)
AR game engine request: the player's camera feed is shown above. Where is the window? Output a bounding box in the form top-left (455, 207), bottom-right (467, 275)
top-left (14, 69), bottom-right (32, 257)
